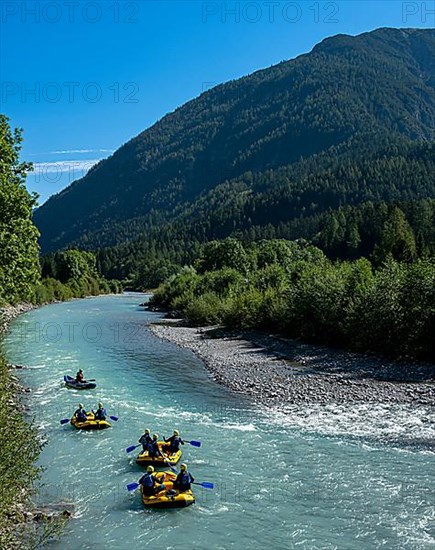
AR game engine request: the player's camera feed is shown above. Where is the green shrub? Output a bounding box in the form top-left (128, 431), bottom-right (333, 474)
top-left (223, 287), bottom-right (264, 329)
top-left (0, 358), bottom-right (41, 547)
top-left (185, 292), bottom-right (224, 325)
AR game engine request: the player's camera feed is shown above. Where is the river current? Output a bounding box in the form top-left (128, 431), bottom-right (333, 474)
top-left (3, 294), bottom-right (434, 549)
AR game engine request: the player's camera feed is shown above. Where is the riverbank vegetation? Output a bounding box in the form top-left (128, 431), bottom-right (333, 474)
top-left (0, 358), bottom-right (41, 548)
top-left (37, 249), bottom-right (122, 304)
top-left (150, 238), bottom-right (435, 361)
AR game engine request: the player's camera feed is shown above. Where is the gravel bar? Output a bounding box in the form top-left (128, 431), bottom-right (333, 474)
top-left (149, 322), bottom-right (435, 406)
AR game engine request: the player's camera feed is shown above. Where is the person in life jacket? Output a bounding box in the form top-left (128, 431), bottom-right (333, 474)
top-left (75, 369), bottom-right (84, 383)
top-left (148, 434), bottom-right (163, 459)
top-left (94, 402), bottom-right (106, 421)
top-left (163, 430), bottom-right (184, 455)
top-left (139, 466), bottom-right (165, 496)
top-left (74, 403), bottom-right (87, 423)
top-left (173, 463), bottom-right (194, 493)
top-left (139, 428), bottom-right (152, 452)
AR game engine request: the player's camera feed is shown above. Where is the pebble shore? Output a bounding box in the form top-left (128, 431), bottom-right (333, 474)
top-left (149, 322), bottom-right (435, 406)
top-left (0, 303), bottom-right (35, 335)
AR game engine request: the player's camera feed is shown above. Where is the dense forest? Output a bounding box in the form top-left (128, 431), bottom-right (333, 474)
top-left (34, 28), bottom-right (435, 279)
top-left (150, 238), bottom-right (435, 362)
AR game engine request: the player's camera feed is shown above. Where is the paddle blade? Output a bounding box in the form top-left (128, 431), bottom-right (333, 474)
top-left (189, 440), bottom-right (201, 448)
top-left (127, 482), bottom-right (139, 492)
top-left (199, 482), bottom-right (214, 489)
top-left (126, 445), bottom-right (138, 453)
top-left (60, 418), bottom-right (70, 425)
top-left (109, 415), bottom-right (118, 421)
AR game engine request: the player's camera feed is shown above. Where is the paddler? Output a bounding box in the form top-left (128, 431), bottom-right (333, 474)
top-left (74, 403), bottom-right (87, 423)
top-left (138, 428), bottom-right (152, 452)
top-left (173, 463), bottom-right (194, 493)
top-left (163, 429), bottom-right (184, 455)
top-left (139, 466), bottom-right (165, 496)
top-left (93, 402), bottom-right (107, 421)
top-left (75, 368), bottom-right (84, 383)
top-left (148, 434), bottom-right (164, 459)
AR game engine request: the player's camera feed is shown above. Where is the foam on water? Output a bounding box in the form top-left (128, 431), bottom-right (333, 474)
top-left (264, 402), bottom-right (435, 452)
top-left (3, 294), bottom-right (434, 550)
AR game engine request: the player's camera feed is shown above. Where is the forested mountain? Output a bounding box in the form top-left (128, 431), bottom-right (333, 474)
top-left (34, 28), bottom-right (435, 273)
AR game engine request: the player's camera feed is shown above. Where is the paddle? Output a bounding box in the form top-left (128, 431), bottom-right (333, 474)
top-left (187, 440), bottom-right (201, 448)
top-left (126, 444), bottom-right (140, 453)
top-left (127, 471), bottom-right (167, 493)
top-left (162, 455), bottom-right (213, 489)
top-left (63, 376), bottom-right (96, 383)
top-left (192, 481), bottom-right (214, 489)
top-left (126, 479), bottom-right (213, 491)
top-left (167, 437), bottom-right (202, 448)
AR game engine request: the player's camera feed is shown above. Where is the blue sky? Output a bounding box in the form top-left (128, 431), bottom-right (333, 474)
top-left (1, 0), bottom-right (434, 203)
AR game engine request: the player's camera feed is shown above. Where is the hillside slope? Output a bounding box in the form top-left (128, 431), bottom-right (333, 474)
top-left (34, 28), bottom-right (435, 254)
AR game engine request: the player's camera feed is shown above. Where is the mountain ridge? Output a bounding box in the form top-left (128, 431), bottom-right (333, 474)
top-left (34, 27), bottom-right (435, 255)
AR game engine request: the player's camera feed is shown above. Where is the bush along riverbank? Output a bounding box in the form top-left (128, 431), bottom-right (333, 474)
top-left (0, 352), bottom-right (40, 548)
top-left (149, 238), bottom-right (435, 363)
top-left (0, 307), bottom-right (73, 548)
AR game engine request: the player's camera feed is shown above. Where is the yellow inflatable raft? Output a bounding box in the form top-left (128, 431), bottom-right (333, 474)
top-left (141, 471), bottom-right (195, 509)
top-left (136, 442), bottom-right (181, 467)
top-left (70, 412), bottom-right (111, 430)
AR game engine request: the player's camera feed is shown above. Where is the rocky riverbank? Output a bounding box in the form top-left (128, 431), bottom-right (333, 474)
top-left (0, 303), bottom-right (71, 548)
top-left (149, 322), bottom-right (435, 406)
top-left (0, 303), bottom-right (35, 335)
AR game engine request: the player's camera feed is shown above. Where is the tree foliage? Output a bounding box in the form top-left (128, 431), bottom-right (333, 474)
top-left (0, 115), bottom-right (40, 303)
top-left (150, 238), bottom-right (435, 361)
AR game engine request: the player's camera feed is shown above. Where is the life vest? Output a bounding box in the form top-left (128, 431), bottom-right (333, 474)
top-left (95, 408), bottom-right (106, 420)
top-left (170, 436), bottom-right (181, 450)
top-left (178, 472), bottom-right (191, 488)
top-left (76, 410), bottom-right (87, 422)
top-left (142, 474), bottom-right (154, 488)
top-left (149, 441), bottom-right (158, 455)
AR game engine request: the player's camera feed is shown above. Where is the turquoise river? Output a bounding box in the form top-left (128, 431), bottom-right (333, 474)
top-left (3, 294), bottom-right (435, 549)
